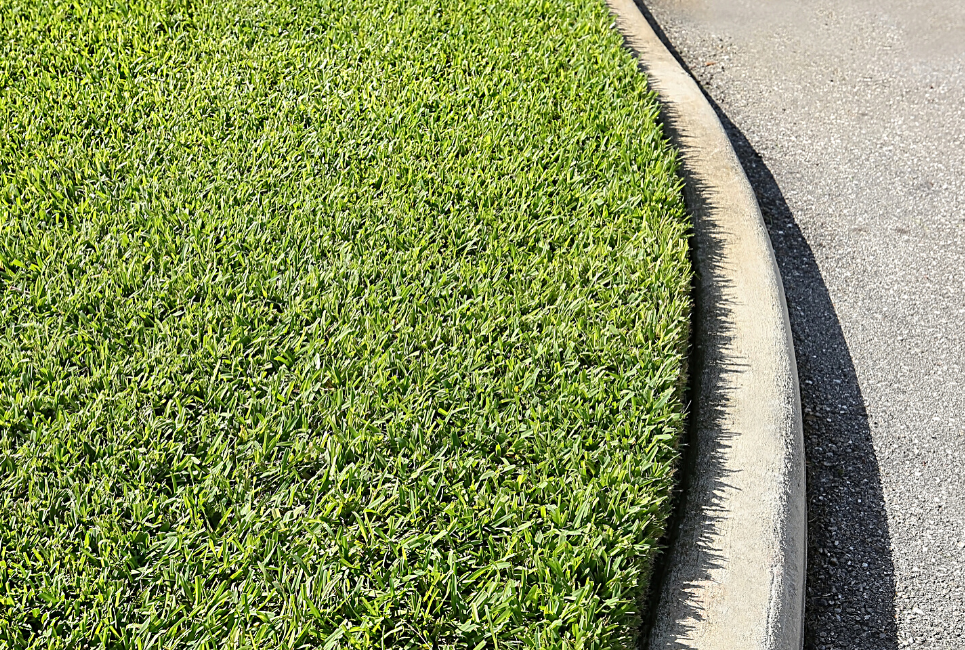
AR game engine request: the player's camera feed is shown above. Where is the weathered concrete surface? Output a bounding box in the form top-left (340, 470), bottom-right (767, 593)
top-left (637, 0), bottom-right (965, 648)
top-left (607, 1), bottom-right (805, 648)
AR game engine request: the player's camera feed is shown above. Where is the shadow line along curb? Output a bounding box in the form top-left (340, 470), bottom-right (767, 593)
top-left (605, 1), bottom-right (806, 647)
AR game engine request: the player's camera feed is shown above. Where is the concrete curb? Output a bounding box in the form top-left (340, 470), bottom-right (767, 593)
top-left (605, 2), bottom-right (806, 648)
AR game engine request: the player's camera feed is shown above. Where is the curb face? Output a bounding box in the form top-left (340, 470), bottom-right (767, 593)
top-left (605, 1), bottom-right (806, 648)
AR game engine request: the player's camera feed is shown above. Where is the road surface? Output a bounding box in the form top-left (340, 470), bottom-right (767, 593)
top-left (637, 0), bottom-right (965, 647)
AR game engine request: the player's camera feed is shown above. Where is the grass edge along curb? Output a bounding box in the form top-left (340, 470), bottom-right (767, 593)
top-left (605, 0), bottom-right (806, 648)
top-left (0, 0), bottom-right (692, 647)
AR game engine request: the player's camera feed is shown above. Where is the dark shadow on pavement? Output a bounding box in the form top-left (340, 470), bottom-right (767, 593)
top-left (632, 2), bottom-right (899, 648)
top-left (729, 114), bottom-right (900, 650)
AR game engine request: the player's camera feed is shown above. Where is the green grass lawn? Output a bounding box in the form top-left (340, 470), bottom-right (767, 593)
top-left (0, 0), bottom-right (691, 647)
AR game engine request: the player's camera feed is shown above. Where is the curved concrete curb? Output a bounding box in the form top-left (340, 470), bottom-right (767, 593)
top-left (605, 1), bottom-right (806, 648)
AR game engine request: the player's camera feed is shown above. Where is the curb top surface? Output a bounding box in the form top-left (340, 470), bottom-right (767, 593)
top-left (605, 1), bottom-right (806, 647)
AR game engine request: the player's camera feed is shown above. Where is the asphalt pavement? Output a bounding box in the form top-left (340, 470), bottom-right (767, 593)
top-left (635, 0), bottom-right (965, 648)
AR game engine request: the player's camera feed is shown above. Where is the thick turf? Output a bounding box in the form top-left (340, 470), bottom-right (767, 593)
top-left (0, 0), bottom-right (691, 647)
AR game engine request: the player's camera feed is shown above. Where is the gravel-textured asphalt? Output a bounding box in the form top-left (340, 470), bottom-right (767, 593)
top-left (635, 1), bottom-right (965, 648)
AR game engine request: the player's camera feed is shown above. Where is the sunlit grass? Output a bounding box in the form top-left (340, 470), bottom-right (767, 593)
top-left (0, 0), bottom-right (691, 647)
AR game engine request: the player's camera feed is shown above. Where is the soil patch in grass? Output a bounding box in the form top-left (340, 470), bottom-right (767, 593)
top-left (0, 0), bottom-right (691, 646)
